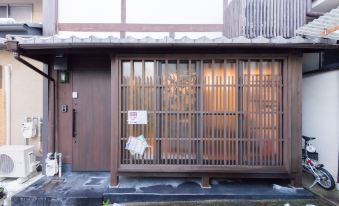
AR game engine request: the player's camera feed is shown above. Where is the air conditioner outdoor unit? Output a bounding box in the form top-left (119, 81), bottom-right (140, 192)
top-left (0, 145), bottom-right (36, 178)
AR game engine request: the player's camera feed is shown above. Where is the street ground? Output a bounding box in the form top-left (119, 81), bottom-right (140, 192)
top-left (2, 171), bottom-right (338, 206)
top-left (124, 199), bottom-right (334, 206)
top-left (302, 172), bottom-right (339, 206)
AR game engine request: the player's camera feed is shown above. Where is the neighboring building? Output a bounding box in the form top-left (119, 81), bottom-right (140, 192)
top-left (0, 0), bottom-right (43, 157)
top-left (297, 1), bottom-right (339, 188)
top-left (4, 0), bottom-right (338, 189)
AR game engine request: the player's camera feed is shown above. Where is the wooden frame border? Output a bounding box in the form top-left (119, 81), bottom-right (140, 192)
top-left (109, 53), bottom-right (302, 186)
top-left (106, 52), bottom-right (302, 187)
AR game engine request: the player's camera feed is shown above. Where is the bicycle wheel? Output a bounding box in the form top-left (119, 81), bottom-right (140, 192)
top-left (316, 167), bottom-right (335, 190)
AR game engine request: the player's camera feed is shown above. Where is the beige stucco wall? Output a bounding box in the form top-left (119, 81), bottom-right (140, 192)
top-left (2, 0), bottom-right (42, 23)
top-left (0, 51), bottom-right (43, 156)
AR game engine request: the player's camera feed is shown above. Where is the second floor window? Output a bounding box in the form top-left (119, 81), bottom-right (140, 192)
top-left (0, 4), bottom-right (33, 23)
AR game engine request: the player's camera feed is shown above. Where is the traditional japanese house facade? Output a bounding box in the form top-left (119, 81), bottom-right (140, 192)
top-left (5, 0), bottom-right (339, 187)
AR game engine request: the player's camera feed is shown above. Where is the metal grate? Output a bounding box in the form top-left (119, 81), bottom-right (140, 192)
top-left (0, 154), bottom-right (14, 174)
top-left (119, 57), bottom-right (284, 169)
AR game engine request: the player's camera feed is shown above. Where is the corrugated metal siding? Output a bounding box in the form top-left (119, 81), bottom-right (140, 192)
top-left (296, 6), bottom-right (339, 41)
top-left (225, 0), bottom-right (306, 38)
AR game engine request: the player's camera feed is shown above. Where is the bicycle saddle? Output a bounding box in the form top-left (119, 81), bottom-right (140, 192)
top-left (302, 135), bottom-right (316, 141)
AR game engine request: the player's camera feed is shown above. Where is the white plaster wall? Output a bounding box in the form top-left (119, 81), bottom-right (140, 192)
top-left (58, 0), bottom-right (121, 23)
top-left (303, 70), bottom-right (339, 182)
top-left (126, 0), bottom-right (223, 24)
top-left (58, 0), bottom-right (223, 24)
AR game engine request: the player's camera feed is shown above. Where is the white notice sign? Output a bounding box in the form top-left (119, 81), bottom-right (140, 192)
top-left (127, 110), bottom-right (147, 124)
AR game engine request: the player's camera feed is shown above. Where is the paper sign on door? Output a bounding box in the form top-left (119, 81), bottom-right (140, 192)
top-left (127, 110), bottom-right (147, 124)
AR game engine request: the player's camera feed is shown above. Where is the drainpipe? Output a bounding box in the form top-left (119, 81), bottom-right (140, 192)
top-left (13, 53), bottom-right (57, 154)
top-left (4, 65), bottom-right (11, 145)
top-left (306, 0), bottom-right (324, 18)
top-left (5, 40), bottom-right (57, 154)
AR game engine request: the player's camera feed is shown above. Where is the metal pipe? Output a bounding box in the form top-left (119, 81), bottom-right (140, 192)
top-left (13, 53), bottom-right (57, 154)
top-left (58, 153), bottom-right (62, 177)
top-left (38, 117), bottom-right (43, 155)
top-left (4, 65), bottom-right (11, 145)
top-left (306, 0), bottom-right (324, 18)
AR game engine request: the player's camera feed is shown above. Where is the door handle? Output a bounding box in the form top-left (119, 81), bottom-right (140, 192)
top-left (72, 109), bottom-right (77, 138)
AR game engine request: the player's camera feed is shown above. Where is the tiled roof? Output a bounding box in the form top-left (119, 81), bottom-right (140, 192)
top-left (296, 6), bottom-right (339, 40)
top-left (1, 35), bottom-right (337, 50)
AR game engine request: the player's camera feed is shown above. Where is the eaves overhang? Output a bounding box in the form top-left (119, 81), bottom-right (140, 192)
top-left (4, 35), bottom-right (339, 54)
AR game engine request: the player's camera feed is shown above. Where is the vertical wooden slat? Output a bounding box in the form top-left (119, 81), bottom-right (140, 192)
top-left (258, 60), bottom-right (265, 165)
top-left (111, 55), bottom-right (119, 186)
top-left (200, 60), bottom-right (204, 165)
top-left (230, 75), bottom-right (232, 165)
top-left (271, 68), bottom-right (275, 166)
top-left (141, 61), bottom-right (145, 165)
top-left (153, 61), bottom-right (157, 164)
top-left (246, 61), bottom-right (250, 165)
top-left (177, 66), bottom-right (181, 165)
top-left (271, 61), bottom-right (276, 166)
top-left (251, 75), bottom-right (254, 165)
top-left (279, 61), bottom-right (283, 166)
top-left (224, 60), bottom-right (227, 165)
top-left (236, 60), bottom-right (240, 166)
top-left (256, 74), bottom-right (260, 165)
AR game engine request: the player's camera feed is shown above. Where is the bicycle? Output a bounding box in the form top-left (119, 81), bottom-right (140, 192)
top-left (302, 135), bottom-right (335, 190)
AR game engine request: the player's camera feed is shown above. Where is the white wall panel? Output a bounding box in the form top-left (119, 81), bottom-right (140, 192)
top-left (303, 70), bottom-right (339, 182)
top-left (126, 0), bottom-right (223, 24)
top-left (58, 0), bottom-right (121, 23)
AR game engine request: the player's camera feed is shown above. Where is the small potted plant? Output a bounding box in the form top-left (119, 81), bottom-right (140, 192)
top-left (0, 186), bottom-right (7, 206)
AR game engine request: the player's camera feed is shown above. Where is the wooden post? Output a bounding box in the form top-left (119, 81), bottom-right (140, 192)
top-left (111, 55), bottom-right (119, 187)
top-left (43, 0), bottom-right (58, 36)
top-left (289, 53), bottom-right (303, 187)
top-left (201, 176), bottom-right (211, 188)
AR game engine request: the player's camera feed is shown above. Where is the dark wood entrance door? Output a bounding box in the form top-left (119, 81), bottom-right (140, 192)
top-left (72, 57), bottom-right (111, 171)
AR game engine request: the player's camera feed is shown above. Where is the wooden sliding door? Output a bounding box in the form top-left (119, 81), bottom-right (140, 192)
top-left (119, 57), bottom-right (284, 171)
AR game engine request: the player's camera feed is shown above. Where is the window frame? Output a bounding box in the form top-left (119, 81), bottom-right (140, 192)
top-left (118, 55), bottom-right (286, 169)
top-left (0, 3), bottom-right (33, 23)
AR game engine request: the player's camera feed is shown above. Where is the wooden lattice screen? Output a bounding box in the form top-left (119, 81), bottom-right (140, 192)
top-left (119, 58), bottom-right (283, 169)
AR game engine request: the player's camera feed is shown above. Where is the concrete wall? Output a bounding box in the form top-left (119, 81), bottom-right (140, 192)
top-left (0, 51), bottom-right (43, 156)
top-left (303, 70), bottom-right (339, 182)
